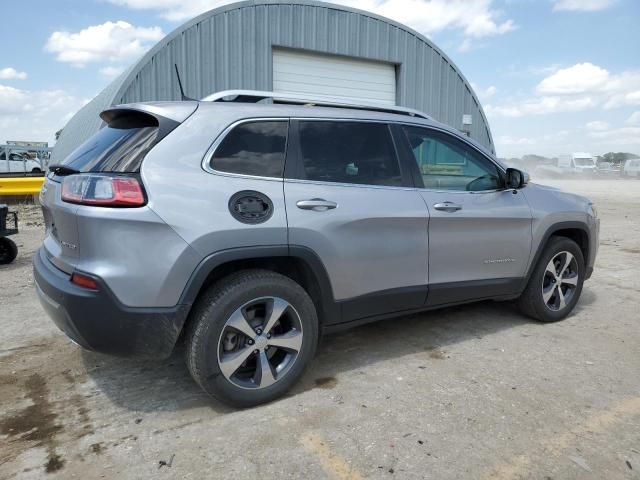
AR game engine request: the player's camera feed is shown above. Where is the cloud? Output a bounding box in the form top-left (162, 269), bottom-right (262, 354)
top-left (471, 83), bottom-right (497, 100)
top-left (537, 63), bottom-right (609, 95)
top-left (586, 121), bottom-right (610, 131)
top-left (0, 67), bottom-right (28, 80)
top-left (99, 65), bottom-right (126, 78)
top-left (487, 63), bottom-right (640, 117)
top-left (45, 21), bottom-right (164, 67)
top-left (587, 126), bottom-right (640, 146)
top-left (485, 96), bottom-right (597, 117)
top-left (552, 0), bottom-right (615, 12)
top-left (0, 84), bottom-right (88, 144)
top-left (107, 0), bottom-right (516, 44)
top-left (496, 135), bottom-right (535, 146)
top-left (626, 111), bottom-right (640, 125)
top-left (107, 0), bottom-right (220, 21)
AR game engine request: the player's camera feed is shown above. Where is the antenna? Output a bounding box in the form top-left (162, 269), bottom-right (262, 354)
top-left (174, 64), bottom-right (195, 101)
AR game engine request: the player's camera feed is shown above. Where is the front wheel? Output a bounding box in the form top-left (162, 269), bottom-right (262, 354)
top-left (518, 236), bottom-right (585, 322)
top-left (0, 237), bottom-right (18, 264)
top-left (185, 269), bottom-right (318, 407)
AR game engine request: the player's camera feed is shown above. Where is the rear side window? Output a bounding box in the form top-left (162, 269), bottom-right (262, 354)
top-left (298, 121), bottom-right (402, 187)
top-left (63, 112), bottom-right (161, 173)
top-left (211, 121), bottom-right (288, 178)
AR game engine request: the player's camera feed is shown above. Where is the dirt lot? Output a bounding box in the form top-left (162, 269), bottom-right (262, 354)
top-left (1, 179), bottom-right (639, 479)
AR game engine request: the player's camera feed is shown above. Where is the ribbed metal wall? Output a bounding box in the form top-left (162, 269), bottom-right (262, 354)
top-left (52, 0), bottom-right (493, 162)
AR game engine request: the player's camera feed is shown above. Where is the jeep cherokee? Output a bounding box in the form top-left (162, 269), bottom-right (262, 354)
top-left (34, 91), bottom-right (599, 407)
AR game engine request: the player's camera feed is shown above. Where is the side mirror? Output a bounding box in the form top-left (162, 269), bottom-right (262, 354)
top-left (505, 168), bottom-right (527, 189)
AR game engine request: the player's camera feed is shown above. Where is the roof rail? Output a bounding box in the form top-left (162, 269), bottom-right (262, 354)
top-left (201, 90), bottom-right (432, 120)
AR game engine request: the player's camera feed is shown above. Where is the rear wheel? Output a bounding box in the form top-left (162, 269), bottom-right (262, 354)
top-left (185, 269), bottom-right (318, 407)
top-left (0, 237), bottom-right (18, 264)
top-left (518, 236), bottom-right (585, 322)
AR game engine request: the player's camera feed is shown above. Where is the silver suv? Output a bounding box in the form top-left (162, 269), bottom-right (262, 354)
top-left (34, 91), bottom-right (599, 407)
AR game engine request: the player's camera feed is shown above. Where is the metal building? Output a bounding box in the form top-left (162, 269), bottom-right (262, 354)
top-left (52, 0), bottom-right (494, 162)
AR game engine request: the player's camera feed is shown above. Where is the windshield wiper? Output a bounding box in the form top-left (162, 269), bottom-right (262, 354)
top-left (48, 164), bottom-right (79, 176)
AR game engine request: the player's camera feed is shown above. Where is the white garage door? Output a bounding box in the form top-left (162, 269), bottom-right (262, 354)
top-left (273, 49), bottom-right (396, 106)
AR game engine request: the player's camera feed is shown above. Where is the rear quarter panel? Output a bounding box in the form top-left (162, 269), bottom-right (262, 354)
top-left (140, 106), bottom-right (288, 262)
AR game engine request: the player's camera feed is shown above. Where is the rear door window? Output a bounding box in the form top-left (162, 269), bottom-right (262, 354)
top-left (297, 121), bottom-right (403, 187)
top-left (211, 121), bottom-right (288, 178)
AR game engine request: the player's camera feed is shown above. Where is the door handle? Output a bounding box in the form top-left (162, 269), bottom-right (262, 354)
top-left (433, 202), bottom-right (462, 212)
top-left (296, 199), bottom-right (337, 211)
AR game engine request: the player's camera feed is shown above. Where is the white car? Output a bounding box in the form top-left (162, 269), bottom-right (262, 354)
top-left (0, 152), bottom-right (43, 173)
top-left (623, 159), bottom-right (640, 177)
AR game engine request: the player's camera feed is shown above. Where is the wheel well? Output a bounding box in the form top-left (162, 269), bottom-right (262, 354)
top-left (189, 256), bottom-right (329, 325)
top-left (551, 228), bottom-right (589, 262)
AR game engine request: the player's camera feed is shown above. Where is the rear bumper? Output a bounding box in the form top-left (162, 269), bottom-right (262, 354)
top-left (33, 248), bottom-right (189, 359)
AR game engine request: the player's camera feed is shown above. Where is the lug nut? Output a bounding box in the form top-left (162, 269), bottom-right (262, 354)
top-left (254, 349), bottom-right (259, 354)
top-left (256, 328), bottom-right (262, 335)
top-left (248, 339), bottom-right (254, 345)
top-left (267, 333), bottom-right (271, 339)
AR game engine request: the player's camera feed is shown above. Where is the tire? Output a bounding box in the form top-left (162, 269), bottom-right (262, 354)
top-left (0, 237), bottom-right (18, 264)
top-left (185, 269), bottom-right (318, 407)
top-left (31, 168), bottom-right (42, 173)
top-left (518, 236), bottom-right (585, 322)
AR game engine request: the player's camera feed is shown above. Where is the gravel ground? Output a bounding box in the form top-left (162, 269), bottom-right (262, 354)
top-left (1, 179), bottom-right (639, 480)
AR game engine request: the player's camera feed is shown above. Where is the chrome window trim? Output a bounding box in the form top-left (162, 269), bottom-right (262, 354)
top-left (201, 116), bottom-right (505, 191)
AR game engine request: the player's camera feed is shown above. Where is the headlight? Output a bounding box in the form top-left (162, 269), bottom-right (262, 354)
top-left (589, 203), bottom-right (598, 218)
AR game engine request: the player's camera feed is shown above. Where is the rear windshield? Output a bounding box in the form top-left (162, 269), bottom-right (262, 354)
top-left (62, 113), bottom-right (160, 173)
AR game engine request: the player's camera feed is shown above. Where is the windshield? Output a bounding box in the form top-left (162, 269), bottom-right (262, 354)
top-left (574, 157), bottom-right (594, 166)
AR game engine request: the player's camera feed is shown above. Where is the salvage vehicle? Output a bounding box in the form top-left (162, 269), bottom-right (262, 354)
top-left (0, 151), bottom-right (43, 173)
top-left (34, 91), bottom-right (599, 407)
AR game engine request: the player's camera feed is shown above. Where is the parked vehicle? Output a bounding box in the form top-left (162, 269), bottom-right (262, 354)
top-left (596, 161), bottom-right (620, 176)
top-left (557, 153), bottom-right (597, 175)
top-left (622, 158), bottom-right (640, 177)
top-left (34, 91), bottom-right (600, 407)
top-left (0, 151), bottom-right (43, 173)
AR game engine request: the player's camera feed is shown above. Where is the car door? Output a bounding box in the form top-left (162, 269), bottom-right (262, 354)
top-left (397, 124), bottom-right (532, 306)
top-left (284, 119), bottom-right (429, 323)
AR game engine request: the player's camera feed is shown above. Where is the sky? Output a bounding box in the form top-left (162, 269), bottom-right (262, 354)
top-left (0, 0), bottom-right (639, 158)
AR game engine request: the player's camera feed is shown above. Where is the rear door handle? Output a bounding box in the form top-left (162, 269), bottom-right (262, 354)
top-left (433, 202), bottom-right (462, 212)
top-left (296, 199), bottom-right (337, 211)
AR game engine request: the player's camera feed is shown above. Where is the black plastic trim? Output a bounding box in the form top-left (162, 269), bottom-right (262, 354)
top-left (521, 221), bottom-right (592, 289)
top-left (340, 285), bottom-right (427, 322)
top-left (425, 278), bottom-right (522, 306)
top-left (33, 248), bottom-right (189, 359)
top-left (178, 245), bottom-right (289, 305)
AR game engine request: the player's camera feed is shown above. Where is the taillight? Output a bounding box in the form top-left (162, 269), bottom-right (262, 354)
top-left (70, 272), bottom-right (99, 290)
top-left (61, 174), bottom-right (146, 207)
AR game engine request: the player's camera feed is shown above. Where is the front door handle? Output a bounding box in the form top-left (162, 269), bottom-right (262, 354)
top-left (433, 202), bottom-right (462, 212)
top-left (296, 199), bottom-right (337, 211)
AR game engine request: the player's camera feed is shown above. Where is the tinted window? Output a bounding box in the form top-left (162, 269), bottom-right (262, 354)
top-left (63, 111), bottom-right (164, 173)
top-left (403, 126), bottom-right (502, 191)
top-left (298, 121), bottom-right (402, 187)
top-left (211, 121), bottom-right (288, 178)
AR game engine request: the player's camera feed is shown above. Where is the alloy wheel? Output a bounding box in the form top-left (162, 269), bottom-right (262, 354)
top-left (541, 251), bottom-right (579, 311)
top-left (217, 296), bottom-right (303, 389)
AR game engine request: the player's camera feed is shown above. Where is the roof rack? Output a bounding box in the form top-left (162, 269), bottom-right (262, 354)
top-left (200, 90), bottom-right (432, 120)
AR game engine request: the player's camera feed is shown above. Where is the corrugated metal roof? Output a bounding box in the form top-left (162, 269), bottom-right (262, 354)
top-left (52, 0), bottom-right (494, 162)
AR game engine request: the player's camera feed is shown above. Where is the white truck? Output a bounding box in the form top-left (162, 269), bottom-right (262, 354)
top-left (557, 153), bottom-right (597, 175)
top-left (0, 152), bottom-right (43, 174)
